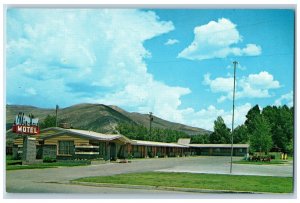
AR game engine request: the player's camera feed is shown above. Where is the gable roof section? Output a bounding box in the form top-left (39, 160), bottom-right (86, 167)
top-left (42, 127), bottom-right (131, 143)
top-left (177, 138), bottom-right (191, 145)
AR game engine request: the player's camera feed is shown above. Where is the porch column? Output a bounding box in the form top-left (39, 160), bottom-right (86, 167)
top-left (145, 146), bottom-right (148, 158)
top-left (105, 142), bottom-right (110, 161)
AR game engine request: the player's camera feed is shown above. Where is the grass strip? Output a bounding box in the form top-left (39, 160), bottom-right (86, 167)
top-left (6, 161), bottom-right (90, 170)
top-left (74, 172), bottom-right (293, 193)
top-left (233, 160), bottom-right (291, 165)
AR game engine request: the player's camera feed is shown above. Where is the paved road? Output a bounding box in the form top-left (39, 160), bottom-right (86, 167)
top-left (157, 157), bottom-right (293, 177)
top-left (5, 156), bottom-right (293, 196)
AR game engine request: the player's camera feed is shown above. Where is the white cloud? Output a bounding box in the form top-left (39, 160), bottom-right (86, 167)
top-left (244, 71), bottom-right (280, 89)
top-left (241, 44), bottom-right (262, 56)
top-left (178, 18), bottom-right (261, 60)
top-left (203, 71), bottom-right (281, 103)
top-left (164, 39), bottom-right (179, 45)
top-left (89, 81), bottom-right (191, 124)
top-left (180, 103), bottom-right (252, 130)
top-left (6, 9), bottom-right (256, 131)
top-left (7, 9), bottom-right (198, 127)
top-left (25, 88), bottom-right (37, 96)
top-left (274, 91), bottom-right (293, 107)
top-left (7, 9), bottom-right (176, 106)
top-left (203, 73), bottom-right (233, 93)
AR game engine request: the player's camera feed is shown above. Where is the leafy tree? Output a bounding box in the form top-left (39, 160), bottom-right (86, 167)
top-left (286, 139), bottom-right (293, 155)
top-left (39, 115), bottom-right (57, 129)
top-left (244, 105), bottom-right (260, 134)
top-left (262, 105), bottom-right (293, 153)
top-left (116, 122), bottom-right (189, 142)
top-left (249, 115), bottom-right (273, 155)
top-left (232, 124), bottom-right (249, 144)
top-left (190, 133), bottom-right (210, 144)
top-left (209, 116), bottom-right (231, 144)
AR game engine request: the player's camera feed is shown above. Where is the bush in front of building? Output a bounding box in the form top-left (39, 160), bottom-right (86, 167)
top-left (58, 159), bottom-right (91, 165)
top-left (127, 153), bottom-right (134, 159)
top-left (43, 156), bottom-right (57, 163)
top-left (248, 155), bottom-right (271, 162)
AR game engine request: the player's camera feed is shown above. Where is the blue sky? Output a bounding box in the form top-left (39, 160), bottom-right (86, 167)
top-left (6, 9), bottom-right (294, 130)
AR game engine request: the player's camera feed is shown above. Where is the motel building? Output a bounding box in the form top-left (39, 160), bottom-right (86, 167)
top-left (12, 127), bottom-right (249, 161)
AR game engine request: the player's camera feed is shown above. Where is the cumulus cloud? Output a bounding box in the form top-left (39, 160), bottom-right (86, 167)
top-left (6, 9), bottom-right (256, 131)
top-left (179, 103), bottom-right (252, 130)
top-left (6, 9), bottom-right (195, 127)
top-left (274, 91), bottom-right (293, 107)
top-left (164, 38), bottom-right (179, 45)
top-left (241, 44), bottom-right (262, 56)
top-left (7, 9), bottom-right (175, 106)
top-left (203, 71), bottom-right (280, 103)
top-left (203, 73), bottom-right (233, 93)
top-left (178, 18), bottom-right (261, 60)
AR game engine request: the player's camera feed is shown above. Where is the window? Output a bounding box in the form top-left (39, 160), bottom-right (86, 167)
top-left (58, 141), bottom-right (74, 155)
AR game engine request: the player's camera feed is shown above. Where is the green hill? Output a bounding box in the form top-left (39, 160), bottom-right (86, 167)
top-left (109, 105), bottom-right (210, 135)
top-left (6, 103), bottom-right (210, 135)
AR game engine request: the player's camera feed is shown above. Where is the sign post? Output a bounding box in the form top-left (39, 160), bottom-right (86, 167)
top-left (12, 112), bottom-right (40, 164)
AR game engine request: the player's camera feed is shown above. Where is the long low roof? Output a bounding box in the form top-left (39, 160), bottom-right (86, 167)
top-left (132, 140), bottom-right (188, 148)
top-left (33, 127), bottom-right (249, 149)
top-left (42, 128), bottom-right (131, 143)
top-left (188, 144), bottom-right (249, 148)
top-left (67, 129), bottom-right (130, 142)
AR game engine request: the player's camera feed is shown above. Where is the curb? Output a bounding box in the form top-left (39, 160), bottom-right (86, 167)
top-left (70, 181), bottom-right (259, 194)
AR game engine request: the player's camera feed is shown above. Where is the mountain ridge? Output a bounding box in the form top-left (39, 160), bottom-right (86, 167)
top-left (6, 103), bottom-right (211, 135)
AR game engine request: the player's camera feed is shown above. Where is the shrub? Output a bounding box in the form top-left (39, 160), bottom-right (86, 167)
top-left (127, 153), bottom-right (133, 159)
top-left (43, 157), bottom-right (56, 163)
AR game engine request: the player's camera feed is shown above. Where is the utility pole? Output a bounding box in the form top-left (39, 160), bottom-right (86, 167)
top-left (230, 61), bottom-right (238, 174)
top-left (149, 112), bottom-right (153, 138)
top-left (55, 105), bottom-right (59, 127)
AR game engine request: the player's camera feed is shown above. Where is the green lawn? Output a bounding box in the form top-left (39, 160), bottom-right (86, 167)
top-left (6, 161), bottom-right (90, 170)
top-left (73, 172), bottom-right (293, 193)
top-left (233, 152), bottom-right (293, 165)
top-left (6, 156), bottom-right (90, 170)
top-left (233, 160), bottom-right (291, 165)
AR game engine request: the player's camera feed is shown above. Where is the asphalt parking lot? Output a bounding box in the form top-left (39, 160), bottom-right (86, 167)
top-left (5, 156), bottom-right (293, 196)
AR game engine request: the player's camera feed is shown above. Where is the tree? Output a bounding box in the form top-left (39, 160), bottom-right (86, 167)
top-left (40, 115), bottom-right (57, 129)
top-left (262, 105), bottom-right (293, 153)
top-left (116, 122), bottom-right (189, 142)
top-left (245, 105), bottom-right (260, 134)
top-left (190, 133), bottom-right (210, 144)
top-left (286, 139), bottom-right (293, 155)
top-left (209, 116), bottom-right (231, 144)
top-left (249, 115), bottom-right (273, 155)
top-left (233, 124), bottom-right (249, 144)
